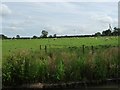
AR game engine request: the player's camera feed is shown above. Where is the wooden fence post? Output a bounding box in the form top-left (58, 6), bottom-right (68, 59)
top-left (45, 45), bottom-right (47, 53)
top-left (82, 45), bottom-right (85, 54)
top-left (40, 45), bottom-right (41, 50)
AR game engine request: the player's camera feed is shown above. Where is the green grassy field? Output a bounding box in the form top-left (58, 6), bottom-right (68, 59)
top-left (2, 36), bottom-right (120, 86)
top-left (2, 36), bottom-right (119, 55)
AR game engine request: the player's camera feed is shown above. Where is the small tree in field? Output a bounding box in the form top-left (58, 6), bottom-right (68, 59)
top-left (41, 30), bottom-right (48, 38)
top-left (16, 35), bottom-right (20, 39)
top-left (33, 35), bottom-right (38, 39)
top-left (53, 34), bottom-right (57, 38)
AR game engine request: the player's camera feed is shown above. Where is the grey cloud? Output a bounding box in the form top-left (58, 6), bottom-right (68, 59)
top-left (92, 14), bottom-right (113, 24)
top-left (2, 0), bottom-right (119, 2)
top-left (43, 24), bottom-right (93, 35)
top-left (0, 4), bottom-right (12, 17)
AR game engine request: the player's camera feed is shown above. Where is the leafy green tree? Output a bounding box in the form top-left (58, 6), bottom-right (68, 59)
top-left (41, 30), bottom-right (48, 38)
top-left (95, 32), bottom-right (101, 36)
top-left (16, 35), bottom-right (20, 39)
top-left (33, 35), bottom-right (38, 39)
top-left (112, 27), bottom-right (120, 36)
top-left (0, 34), bottom-right (8, 39)
top-left (48, 35), bottom-right (52, 38)
top-left (53, 34), bottom-right (57, 38)
top-left (102, 29), bottom-right (111, 36)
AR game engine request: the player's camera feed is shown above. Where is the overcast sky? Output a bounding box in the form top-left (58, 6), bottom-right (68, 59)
top-left (0, 1), bottom-right (118, 37)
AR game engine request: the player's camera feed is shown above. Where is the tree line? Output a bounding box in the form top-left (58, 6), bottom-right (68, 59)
top-left (0, 27), bottom-right (120, 39)
top-left (94, 27), bottom-right (120, 36)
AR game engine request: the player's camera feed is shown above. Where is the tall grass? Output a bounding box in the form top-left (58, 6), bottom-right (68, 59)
top-left (2, 46), bottom-right (119, 86)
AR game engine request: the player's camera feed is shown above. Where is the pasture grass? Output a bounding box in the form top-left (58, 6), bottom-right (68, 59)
top-left (2, 36), bottom-right (119, 86)
top-left (2, 46), bottom-right (119, 86)
top-left (2, 36), bottom-right (119, 55)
